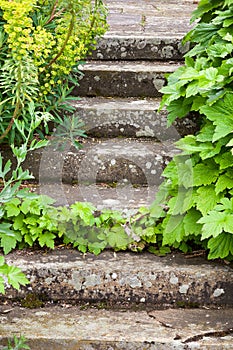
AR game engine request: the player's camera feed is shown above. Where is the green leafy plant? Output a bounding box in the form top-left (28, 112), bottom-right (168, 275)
top-left (0, 0), bottom-right (108, 146)
top-left (150, 0), bottom-right (233, 260)
top-left (3, 335), bottom-right (30, 350)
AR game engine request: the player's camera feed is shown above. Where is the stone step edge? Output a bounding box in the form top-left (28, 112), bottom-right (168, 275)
top-left (2, 138), bottom-right (178, 185)
top-left (71, 96), bottom-right (199, 138)
top-left (74, 60), bottom-right (182, 98)
top-left (4, 251), bottom-right (233, 307)
top-left (90, 34), bottom-right (190, 60)
top-left (0, 307), bottom-right (233, 350)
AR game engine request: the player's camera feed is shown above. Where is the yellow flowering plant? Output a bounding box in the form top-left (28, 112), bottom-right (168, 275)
top-left (0, 0), bottom-right (108, 145)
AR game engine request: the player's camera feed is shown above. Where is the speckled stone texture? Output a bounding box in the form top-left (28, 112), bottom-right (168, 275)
top-left (0, 307), bottom-right (233, 349)
top-left (3, 138), bottom-right (178, 185)
top-left (4, 251), bottom-right (233, 307)
top-left (73, 61), bottom-right (182, 97)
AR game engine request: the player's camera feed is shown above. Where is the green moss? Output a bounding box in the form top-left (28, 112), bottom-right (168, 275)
top-left (21, 293), bottom-right (44, 309)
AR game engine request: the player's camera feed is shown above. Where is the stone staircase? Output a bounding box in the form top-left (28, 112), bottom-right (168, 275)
top-left (34, 0), bottom-right (198, 210)
top-left (1, 1), bottom-right (233, 349)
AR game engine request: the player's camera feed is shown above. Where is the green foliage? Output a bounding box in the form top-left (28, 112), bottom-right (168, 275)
top-left (0, 0), bottom-right (108, 145)
top-left (3, 335), bottom-right (30, 350)
top-left (151, 0), bottom-right (233, 261)
top-left (0, 196), bottom-right (166, 257)
top-left (0, 255), bottom-right (29, 294)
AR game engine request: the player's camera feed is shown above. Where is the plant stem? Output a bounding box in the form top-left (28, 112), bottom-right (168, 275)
top-left (46, 12), bottom-right (75, 67)
top-left (0, 100), bottom-right (21, 141)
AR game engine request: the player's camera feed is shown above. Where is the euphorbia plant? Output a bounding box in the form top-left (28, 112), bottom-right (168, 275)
top-left (0, 0), bottom-right (108, 145)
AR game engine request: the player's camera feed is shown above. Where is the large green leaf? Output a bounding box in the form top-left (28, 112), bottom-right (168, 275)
top-left (200, 93), bottom-right (233, 141)
top-left (208, 233), bottom-right (233, 259)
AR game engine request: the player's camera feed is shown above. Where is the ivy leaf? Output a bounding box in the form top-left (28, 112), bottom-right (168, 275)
top-left (208, 233), bottom-right (233, 260)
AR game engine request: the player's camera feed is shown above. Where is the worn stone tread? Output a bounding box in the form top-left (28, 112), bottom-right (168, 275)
top-left (74, 60), bottom-right (182, 97)
top-left (35, 182), bottom-right (158, 210)
top-left (90, 0), bottom-right (196, 60)
top-left (92, 34), bottom-right (190, 60)
top-left (73, 97), bottom-right (199, 138)
top-left (0, 306), bottom-right (233, 349)
top-left (9, 138), bottom-right (178, 185)
top-left (3, 251), bottom-right (233, 307)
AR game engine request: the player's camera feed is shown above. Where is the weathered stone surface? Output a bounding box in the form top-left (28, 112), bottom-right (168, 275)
top-left (0, 307), bottom-right (233, 349)
top-left (73, 97), bottom-right (199, 138)
top-left (35, 183), bottom-right (158, 210)
top-left (74, 61), bottom-right (182, 97)
top-left (89, 0), bottom-right (196, 60)
top-left (2, 139), bottom-right (178, 185)
top-left (3, 251), bottom-right (233, 307)
top-left (91, 35), bottom-right (190, 60)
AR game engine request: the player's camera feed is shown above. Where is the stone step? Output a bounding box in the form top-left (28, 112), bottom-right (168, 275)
top-left (0, 306), bottom-right (233, 350)
top-left (3, 250), bottom-right (233, 307)
top-left (6, 138), bottom-right (178, 185)
top-left (34, 182), bottom-right (157, 211)
top-left (73, 97), bottom-right (199, 138)
top-left (92, 34), bottom-right (190, 61)
top-left (89, 0), bottom-right (196, 60)
top-left (74, 61), bottom-right (182, 97)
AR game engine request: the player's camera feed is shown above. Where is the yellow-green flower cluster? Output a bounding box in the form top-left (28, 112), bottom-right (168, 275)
top-left (0, 0), bottom-right (36, 61)
top-left (0, 0), bottom-right (108, 100)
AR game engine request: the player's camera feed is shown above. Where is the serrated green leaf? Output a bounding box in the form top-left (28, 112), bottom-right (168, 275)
top-left (208, 233), bottom-right (233, 259)
top-left (168, 188), bottom-right (193, 215)
top-left (215, 151), bottom-right (233, 169)
top-left (1, 264), bottom-right (29, 290)
top-left (38, 232), bottom-right (55, 249)
top-left (0, 234), bottom-right (17, 254)
top-left (215, 174), bottom-right (233, 194)
top-left (183, 208), bottom-right (202, 236)
top-left (107, 225), bottom-right (130, 249)
top-left (4, 198), bottom-right (21, 217)
top-left (198, 211), bottom-right (232, 239)
top-left (0, 275), bottom-right (5, 294)
top-left (162, 215), bottom-right (185, 245)
top-left (193, 162), bottom-right (219, 186)
top-left (200, 93), bottom-right (233, 141)
top-left (0, 222), bottom-right (13, 236)
top-left (0, 256), bottom-right (5, 266)
top-left (195, 185), bottom-right (221, 215)
top-left (70, 202), bottom-right (96, 226)
top-left (177, 158), bottom-right (193, 189)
